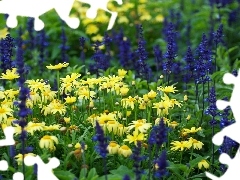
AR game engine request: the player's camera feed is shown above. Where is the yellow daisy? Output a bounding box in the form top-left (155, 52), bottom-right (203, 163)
top-left (0, 68), bottom-right (20, 80)
top-left (46, 62), bottom-right (69, 70)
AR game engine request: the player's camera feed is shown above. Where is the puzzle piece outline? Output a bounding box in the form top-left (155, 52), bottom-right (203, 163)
top-left (0, 0), bottom-right (123, 31)
top-left (206, 69), bottom-right (240, 179)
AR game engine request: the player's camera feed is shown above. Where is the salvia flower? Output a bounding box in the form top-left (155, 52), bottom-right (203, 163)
top-left (122, 175), bottom-right (130, 180)
top-left (205, 87), bottom-right (218, 126)
top-left (148, 118), bottom-right (167, 147)
top-left (163, 22), bottom-right (177, 75)
top-left (153, 150), bottom-right (168, 178)
top-left (26, 17), bottom-right (35, 50)
top-left (183, 46), bottom-right (195, 84)
top-left (194, 33), bottom-right (212, 83)
top-left (90, 41), bottom-right (109, 75)
top-left (59, 23), bottom-right (69, 63)
top-left (79, 37), bottom-right (87, 67)
top-left (153, 45), bottom-right (163, 73)
top-left (130, 141), bottom-right (145, 180)
top-left (0, 34), bottom-right (15, 74)
top-left (214, 24), bottom-right (224, 46)
top-left (92, 121), bottom-right (109, 158)
top-left (135, 25), bottom-right (152, 81)
top-left (37, 29), bottom-right (48, 73)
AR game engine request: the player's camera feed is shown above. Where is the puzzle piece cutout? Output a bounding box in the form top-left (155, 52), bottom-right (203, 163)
top-left (0, 126), bottom-right (15, 146)
top-left (24, 155), bottom-right (60, 180)
top-left (0, 0), bottom-right (122, 31)
top-left (0, 159), bottom-right (24, 180)
top-left (206, 149), bottom-right (240, 179)
top-left (206, 69), bottom-right (240, 179)
top-left (78, 0), bottom-right (123, 30)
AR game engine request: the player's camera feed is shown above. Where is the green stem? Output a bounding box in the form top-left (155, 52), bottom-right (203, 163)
top-left (180, 151), bottom-right (183, 164)
top-left (57, 70), bottom-right (60, 100)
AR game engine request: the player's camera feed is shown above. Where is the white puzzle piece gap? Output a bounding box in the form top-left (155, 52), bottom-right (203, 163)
top-left (24, 155), bottom-right (60, 180)
top-left (206, 69), bottom-right (240, 179)
top-left (0, 126), bottom-right (15, 146)
top-left (0, 0), bottom-right (123, 31)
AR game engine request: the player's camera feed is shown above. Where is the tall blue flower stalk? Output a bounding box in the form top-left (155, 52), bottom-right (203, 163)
top-left (79, 37), bottom-right (86, 65)
top-left (27, 17), bottom-right (35, 50)
top-left (183, 46), bottom-right (195, 90)
top-left (153, 45), bottom-right (163, 78)
top-left (217, 97), bottom-right (238, 172)
top-left (92, 121), bottom-right (109, 180)
top-left (153, 150), bottom-right (168, 179)
top-left (90, 41), bottom-right (109, 76)
top-left (213, 24), bottom-right (224, 73)
top-left (37, 30), bottom-right (48, 73)
top-left (135, 25), bottom-right (152, 82)
top-left (79, 37), bottom-right (86, 71)
top-left (119, 38), bottom-right (133, 69)
top-left (194, 34), bottom-right (212, 125)
top-left (15, 28), bottom-right (32, 177)
top-left (205, 87), bottom-right (219, 167)
top-left (147, 118), bottom-right (168, 179)
top-left (130, 141), bottom-right (145, 180)
top-left (59, 23), bottom-right (69, 63)
top-left (163, 22), bottom-right (177, 84)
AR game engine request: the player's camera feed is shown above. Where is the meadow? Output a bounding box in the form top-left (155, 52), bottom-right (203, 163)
top-left (0, 0), bottom-right (240, 179)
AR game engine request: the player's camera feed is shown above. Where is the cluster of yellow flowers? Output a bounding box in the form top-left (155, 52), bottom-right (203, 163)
top-left (0, 63), bottom-right (207, 174)
top-left (171, 126), bottom-right (204, 151)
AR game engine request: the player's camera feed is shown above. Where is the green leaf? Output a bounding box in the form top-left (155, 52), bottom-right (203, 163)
top-left (188, 172), bottom-right (207, 179)
top-left (79, 168), bottom-right (88, 179)
top-left (189, 157), bottom-right (204, 168)
top-left (54, 170), bottom-right (76, 180)
top-left (109, 165), bottom-right (134, 177)
top-left (87, 168), bottom-right (99, 180)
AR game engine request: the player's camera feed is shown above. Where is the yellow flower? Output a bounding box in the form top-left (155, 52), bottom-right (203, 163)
top-left (107, 141), bottom-right (120, 154)
top-left (198, 160), bottom-right (209, 169)
top-left (0, 105), bottom-right (13, 123)
top-left (188, 137), bottom-right (204, 150)
top-left (186, 115), bottom-right (191, 120)
top-left (155, 14), bottom-right (164, 22)
top-left (127, 119), bottom-right (152, 133)
top-left (0, 68), bottom-right (20, 80)
top-left (140, 13), bottom-right (151, 21)
top-left (183, 127), bottom-right (202, 134)
top-left (86, 24), bottom-right (99, 35)
top-left (39, 135), bottom-right (58, 151)
top-left (170, 140), bottom-right (192, 151)
top-left (118, 16), bottom-right (129, 24)
top-left (147, 90), bottom-right (157, 99)
top-left (121, 96), bottom-right (136, 110)
top-left (107, 120), bottom-right (119, 134)
top-left (64, 117), bottom-right (71, 124)
top-left (48, 100), bottom-right (66, 115)
top-left (0, 28), bottom-right (8, 39)
top-left (46, 62), bottom-right (69, 70)
top-left (25, 121), bottom-right (45, 135)
top-left (168, 121), bottom-right (178, 129)
top-left (157, 85), bottom-right (178, 93)
top-left (120, 87), bottom-right (129, 96)
top-left (118, 69), bottom-right (127, 77)
top-left (43, 124), bottom-right (61, 131)
top-left (75, 142), bottom-right (81, 149)
top-left (92, 35), bottom-right (103, 42)
top-left (123, 130), bottom-right (146, 146)
top-left (184, 95), bottom-right (188, 101)
top-left (117, 124), bottom-right (127, 136)
top-left (64, 96), bottom-right (76, 104)
top-left (118, 145), bottom-right (132, 157)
